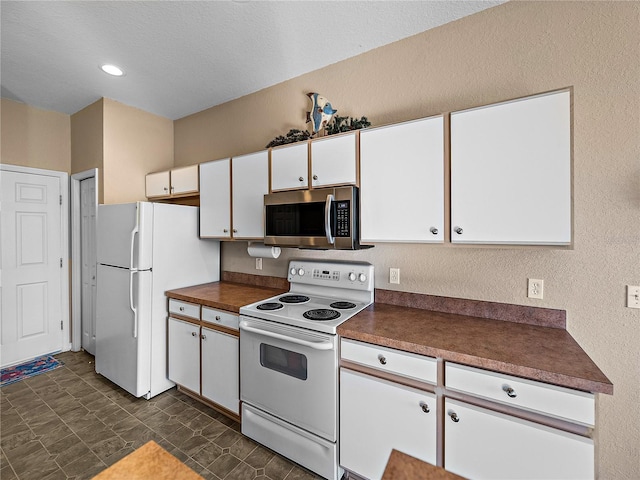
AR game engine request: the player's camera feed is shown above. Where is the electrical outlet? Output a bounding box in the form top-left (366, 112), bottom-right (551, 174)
top-left (390, 268), bottom-right (400, 285)
top-left (255, 258), bottom-right (263, 270)
top-left (528, 278), bottom-right (544, 299)
top-left (627, 285), bottom-right (640, 309)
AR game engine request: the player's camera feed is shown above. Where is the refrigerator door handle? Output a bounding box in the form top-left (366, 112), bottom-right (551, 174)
top-left (129, 270), bottom-right (138, 338)
top-left (130, 223), bottom-right (139, 271)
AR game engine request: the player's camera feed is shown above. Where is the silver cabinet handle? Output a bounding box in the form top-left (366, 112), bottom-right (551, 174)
top-left (449, 411), bottom-right (460, 423)
top-left (191, 331), bottom-right (197, 337)
top-left (430, 227), bottom-right (438, 235)
top-left (163, 187), bottom-right (169, 192)
top-left (201, 334), bottom-right (206, 340)
top-left (179, 306), bottom-right (184, 311)
top-left (215, 315), bottom-right (221, 321)
top-left (233, 229), bottom-right (237, 233)
top-left (170, 186), bottom-right (175, 193)
top-left (378, 354), bottom-right (387, 365)
top-left (223, 229), bottom-right (229, 233)
top-left (454, 227), bottom-right (463, 235)
top-left (313, 174), bottom-right (318, 180)
top-left (503, 386), bottom-right (517, 398)
top-left (298, 176), bottom-right (304, 182)
top-left (420, 402), bottom-right (430, 413)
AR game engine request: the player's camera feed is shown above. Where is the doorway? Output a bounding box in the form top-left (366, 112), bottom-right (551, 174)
top-left (71, 169), bottom-right (98, 353)
top-left (0, 165), bottom-right (69, 367)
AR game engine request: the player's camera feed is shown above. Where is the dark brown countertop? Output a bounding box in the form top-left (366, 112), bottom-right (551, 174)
top-left (338, 302), bottom-right (613, 395)
top-left (382, 450), bottom-right (466, 480)
top-left (165, 281), bottom-right (286, 313)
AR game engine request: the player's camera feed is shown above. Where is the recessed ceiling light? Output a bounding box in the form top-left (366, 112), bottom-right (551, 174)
top-left (100, 64), bottom-right (125, 76)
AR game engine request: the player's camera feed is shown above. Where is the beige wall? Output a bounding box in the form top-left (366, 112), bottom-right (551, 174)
top-left (174, 2), bottom-right (640, 478)
top-left (71, 99), bottom-right (104, 201)
top-left (70, 98), bottom-right (174, 204)
top-left (1, 98), bottom-right (71, 172)
top-left (103, 98), bottom-right (173, 204)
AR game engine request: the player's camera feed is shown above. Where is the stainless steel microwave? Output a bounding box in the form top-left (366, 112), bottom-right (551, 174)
top-left (264, 186), bottom-right (369, 250)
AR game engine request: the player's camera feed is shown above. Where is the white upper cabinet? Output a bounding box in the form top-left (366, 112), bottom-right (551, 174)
top-left (270, 142), bottom-right (309, 191)
top-left (310, 132), bottom-right (358, 188)
top-left (145, 170), bottom-right (171, 198)
top-left (450, 89), bottom-right (571, 245)
top-left (199, 158), bottom-right (231, 238)
top-left (231, 150), bottom-right (269, 239)
top-left (360, 116), bottom-right (444, 243)
top-left (170, 165), bottom-right (199, 195)
top-left (146, 165), bottom-right (199, 198)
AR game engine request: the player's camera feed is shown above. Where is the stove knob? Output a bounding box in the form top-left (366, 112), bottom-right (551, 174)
top-left (348, 272), bottom-right (357, 281)
top-left (359, 273), bottom-right (367, 283)
top-left (298, 268), bottom-right (305, 276)
top-left (290, 268), bottom-right (297, 276)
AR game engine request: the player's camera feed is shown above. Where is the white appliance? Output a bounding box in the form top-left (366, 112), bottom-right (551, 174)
top-left (240, 260), bottom-right (374, 480)
top-left (95, 202), bottom-right (220, 399)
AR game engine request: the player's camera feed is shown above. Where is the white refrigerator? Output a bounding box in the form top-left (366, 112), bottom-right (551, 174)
top-left (95, 202), bottom-right (220, 399)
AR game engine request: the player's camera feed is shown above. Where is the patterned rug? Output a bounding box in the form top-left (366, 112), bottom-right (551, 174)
top-left (1, 355), bottom-right (64, 387)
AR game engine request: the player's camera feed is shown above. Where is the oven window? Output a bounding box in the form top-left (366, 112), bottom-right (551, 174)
top-left (260, 343), bottom-right (308, 380)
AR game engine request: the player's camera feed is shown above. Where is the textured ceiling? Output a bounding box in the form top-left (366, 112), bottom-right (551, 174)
top-left (1, 1), bottom-right (504, 120)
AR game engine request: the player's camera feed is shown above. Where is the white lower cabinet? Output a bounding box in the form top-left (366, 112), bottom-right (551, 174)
top-left (444, 398), bottom-right (594, 480)
top-left (201, 326), bottom-right (239, 415)
top-left (340, 369), bottom-right (436, 480)
top-left (167, 317), bottom-right (200, 394)
top-left (167, 302), bottom-right (240, 419)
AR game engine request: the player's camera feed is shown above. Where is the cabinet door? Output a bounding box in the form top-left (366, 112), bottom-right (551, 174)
top-left (270, 142), bottom-right (309, 191)
top-left (310, 132), bottom-right (357, 188)
top-left (170, 165), bottom-right (199, 195)
top-left (450, 90), bottom-right (571, 244)
top-left (199, 159), bottom-right (231, 238)
top-left (201, 327), bottom-right (239, 415)
top-left (145, 171), bottom-right (170, 198)
top-left (360, 117), bottom-right (444, 243)
top-left (444, 399), bottom-right (594, 480)
top-left (340, 369), bottom-right (436, 480)
top-left (167, 318), bottom-right (200, 394)
top-left (231, 151), bottom-right (269, 239)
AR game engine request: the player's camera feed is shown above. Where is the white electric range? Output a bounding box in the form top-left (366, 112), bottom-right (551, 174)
top-left (239, 259), bottom-right (374, 480)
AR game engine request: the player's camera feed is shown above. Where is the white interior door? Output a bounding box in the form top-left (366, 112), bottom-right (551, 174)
top-left (0, 170), bottom-right (64, 367)
top-left (80, 177), bottom-right (97, 354)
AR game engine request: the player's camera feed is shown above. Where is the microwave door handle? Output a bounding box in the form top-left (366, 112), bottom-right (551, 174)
top-left (325, 194), bottom-right (335, 245)
top-left (240, 323), bottom-right (333, 350)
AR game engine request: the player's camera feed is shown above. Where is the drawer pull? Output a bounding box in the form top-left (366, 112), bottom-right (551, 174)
top-left (299, 176), bottom-right (304, 182)
top-left (430, 227), bottom-right (438, 235)
top-left (449, 411), bottom-right (460, 423)
top-left (215, 315), bottom-right (221, 321)
top-left (201, 334), bottom-right (207, 340)
top-left (378, 355), bottom-right (387, 365)
top-left (420, 402), bottom-right (430, 414)
top-left (503, 386), bottom-right (517, 398)
top-left (191, 331), bottom-right (197, 337)
top-left (179, 306), bottom-right (184, 311)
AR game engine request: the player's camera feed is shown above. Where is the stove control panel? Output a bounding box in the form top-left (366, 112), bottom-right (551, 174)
top-left (287, 260), bottom-right (374, 292)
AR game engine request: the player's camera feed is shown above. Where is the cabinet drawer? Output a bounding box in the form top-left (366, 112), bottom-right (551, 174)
top-left (202, 307), bottom-right (239, 330)
top-left (168, 299), bottom-right (200, 320)
top-left (341, 339), bottom-right (437, 384)
top-left (445, 363), bottom-right (594, 426)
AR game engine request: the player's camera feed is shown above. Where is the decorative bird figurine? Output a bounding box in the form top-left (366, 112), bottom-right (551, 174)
top-left (306, 92), bottom-right (337, 134)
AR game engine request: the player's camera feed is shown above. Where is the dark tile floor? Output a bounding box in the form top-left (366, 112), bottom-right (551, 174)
top-left (1, 351), bottom-right (321, 480)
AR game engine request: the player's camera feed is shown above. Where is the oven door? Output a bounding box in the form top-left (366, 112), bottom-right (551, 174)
top-left (240, 316), bottom-right (338, 441)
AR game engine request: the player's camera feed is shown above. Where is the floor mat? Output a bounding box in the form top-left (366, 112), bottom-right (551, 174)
top-left (1, 355), bottom-right (64, 387)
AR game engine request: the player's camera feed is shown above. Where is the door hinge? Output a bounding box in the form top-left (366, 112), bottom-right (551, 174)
top-left (60, 258), bottom-right (63, 268)
top-left (60, 320), bottom-right (63, 330)
top-left (60, 195), bottom-right (62, 205)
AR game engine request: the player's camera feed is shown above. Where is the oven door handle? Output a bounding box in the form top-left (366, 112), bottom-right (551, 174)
top-left (240, 322), bottom-right (334, 351)
top-left (325, 194), bottom-right (335, 245)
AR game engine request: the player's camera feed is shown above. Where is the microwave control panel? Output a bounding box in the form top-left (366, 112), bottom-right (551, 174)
top-left (335, 201), bottom-right (350, 237)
